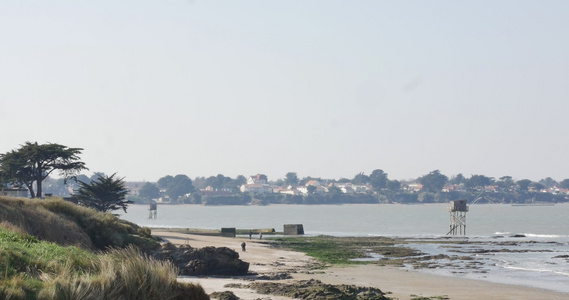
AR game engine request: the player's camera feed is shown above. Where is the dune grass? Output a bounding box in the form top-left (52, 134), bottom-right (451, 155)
top-left (38, 246), bottom-right (208, 300)
top-left (0, 226), bottom-right (208, 299)
top-left (0, 196), bottom-right (158, 251)
top-left (0, 196), bottom-right (209, 300)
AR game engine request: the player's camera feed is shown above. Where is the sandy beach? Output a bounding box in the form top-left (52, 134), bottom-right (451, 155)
top-left (154, 230), bottom-right (569, 300)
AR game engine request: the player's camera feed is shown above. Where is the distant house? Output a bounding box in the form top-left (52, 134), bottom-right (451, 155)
top-left (298, 184), bottom-right (327, 195)
top-left (200, 186), bottom-right (232, 197)
top-left (247, 174), bottom-right (268, 185)
top-left (330, 182), bottom-right (370, 194)
top-left (1, 187), bottom-right (28, 198)
top-left (274, 186), bottom-right (301, 195)
top-left (341, 186), bottom-right (355, 195)
top-left (443, 184), bottom-right (462, 192)
top-left (240, 184), bottom-right (272, 194)
top-left (352, 184), bottom-right (372, 194)
top-left (305, 180), bottom-right (321, 187)
top-left (405, 183), bottom-right (423, 192)
top-left (241, 174), bottom-right (272, 194)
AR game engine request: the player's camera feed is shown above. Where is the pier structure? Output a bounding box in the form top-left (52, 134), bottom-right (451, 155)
top-left (447, 200), bottom-right (468, 235)
top-left (148, 203), bottom-right (157, 219)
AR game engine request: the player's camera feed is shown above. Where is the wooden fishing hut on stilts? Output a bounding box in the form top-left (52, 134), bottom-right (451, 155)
top-left (447, 200), bottom-right (468, 235)
top-left (149, 203), bottom-right (157, 219)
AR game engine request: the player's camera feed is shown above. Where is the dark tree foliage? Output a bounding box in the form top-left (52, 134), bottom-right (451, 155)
top-left (539, 177), bottom-right (558, 189)
top-left (205, 175), bottom-right (218, 189)
top-left (285, 172), bottom-right (299, 186)
top-left (204, 175), bottom-right (218, 189)
top-left (0, 170), bottom-right (9, 187)
top-left (204, 174), bottom-right (241, 191)
top-left (464, 175), bottom-right (494, 190)
top-left (497, 176), bottom-right (514, 190)
top-left (559, 179), bottom-right (569, 189)
top-left (307, 185), bottom-right (317, 195)
top-left (139, 182), bottom-right (160, 200)
top-left (235, 175), bottom-right (247, 186)
top-left (352, 172), bottom-right (369, 185)
top-left (167, 174), bottom-right (195, 201)
top-left (0, 142), bottom-right (87, 198)
top-left (516, 179), bottom-right (532, 192)
top-left (386, 179), bottom-right (401, 191)
top-left (205, 175), bottom-right (223, 190)
top-left (157, 175), bottom-right (174, 190)
top-left (328, 185), bottom-right (342, 196)
top-left (419, 170), bottom-right (448, 193)
top-left (218, 174), bottom-right (231, 187)
top-left (192, 176), bottom-right (206, 190)
top-left (75, 173), bottom-right (132, 213)
top-left (449, 173), bottom-right (465, 185)
top-left (369, 169), bottom-right (388, 191)
top-left (530, 182), bottom-right (545, 191)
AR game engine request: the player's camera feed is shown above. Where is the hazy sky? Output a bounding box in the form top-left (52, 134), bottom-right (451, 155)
top-left (1, 1), bottom-right (568, 182)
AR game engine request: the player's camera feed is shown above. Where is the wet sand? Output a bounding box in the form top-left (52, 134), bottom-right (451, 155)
top-left (154, 230), bottom-right (569, 300)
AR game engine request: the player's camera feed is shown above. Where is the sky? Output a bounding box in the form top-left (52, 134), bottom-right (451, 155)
top-left (1, 1), bottom-right (568, 183)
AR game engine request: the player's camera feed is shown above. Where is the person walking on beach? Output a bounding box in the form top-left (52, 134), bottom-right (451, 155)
top-left (249, 230), bottom-right (252, 240)
top-left (241, 242), bottom-right (246, 251)
top-left (259, 232), bottom-right (263, 240)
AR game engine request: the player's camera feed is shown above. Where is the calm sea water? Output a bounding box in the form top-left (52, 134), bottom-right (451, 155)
top-left (121, 203), bottom-right (568, 237)
top-left (120, 203), bottom-right (569, 293)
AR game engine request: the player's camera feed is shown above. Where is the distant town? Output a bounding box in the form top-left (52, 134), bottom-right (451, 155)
top-left (6, 170), bottom-right (566, 206)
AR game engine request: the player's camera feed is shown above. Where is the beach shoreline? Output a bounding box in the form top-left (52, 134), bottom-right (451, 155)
top-left (154, 230), bottom-right (569, 300)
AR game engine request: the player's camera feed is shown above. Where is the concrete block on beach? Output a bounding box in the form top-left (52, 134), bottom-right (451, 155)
top-left (221, 227), bottom-right (236, 237)
top-left (284, 224), bottom-right (304, 235)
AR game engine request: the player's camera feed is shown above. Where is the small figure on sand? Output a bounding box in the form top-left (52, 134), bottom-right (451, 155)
top-left (241, 242), bottom-right (246, 251)
top-left (259, 232), bottom-right (263, 240)
top-left (249, 230), bottom-right (252, 240)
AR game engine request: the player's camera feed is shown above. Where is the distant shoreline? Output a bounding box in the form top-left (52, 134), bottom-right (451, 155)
top-left (136, 202), bottom-right (455, 206)
top-left (133, 202), bottom-right (569, 206)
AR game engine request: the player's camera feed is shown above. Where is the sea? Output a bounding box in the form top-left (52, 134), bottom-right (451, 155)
top-left (120, 203), bottom-right (569, 293)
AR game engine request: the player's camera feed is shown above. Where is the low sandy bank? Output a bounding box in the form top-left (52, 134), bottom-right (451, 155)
top-left (154, 230), bottom-right (569, 300)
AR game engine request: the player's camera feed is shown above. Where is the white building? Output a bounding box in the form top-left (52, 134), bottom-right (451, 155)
top-left (240, 184), bottom-right (273, 194)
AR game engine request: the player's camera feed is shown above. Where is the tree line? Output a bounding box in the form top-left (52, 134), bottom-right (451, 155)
top-left (2, 142), bottom-right (568, 208)
top-left (132, 169), bottom-right (569, 205)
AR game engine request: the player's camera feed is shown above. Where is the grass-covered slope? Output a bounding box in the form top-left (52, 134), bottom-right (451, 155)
top-left (0, 196), bottom-right (209, 300)
top-left (0, 196), bottom-right (157, 250)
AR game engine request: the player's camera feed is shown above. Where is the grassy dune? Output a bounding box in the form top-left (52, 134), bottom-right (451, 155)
top-left (0, 196), bottom-right (158, 250)
top-left (0, 196), bottom-right (208, 300)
